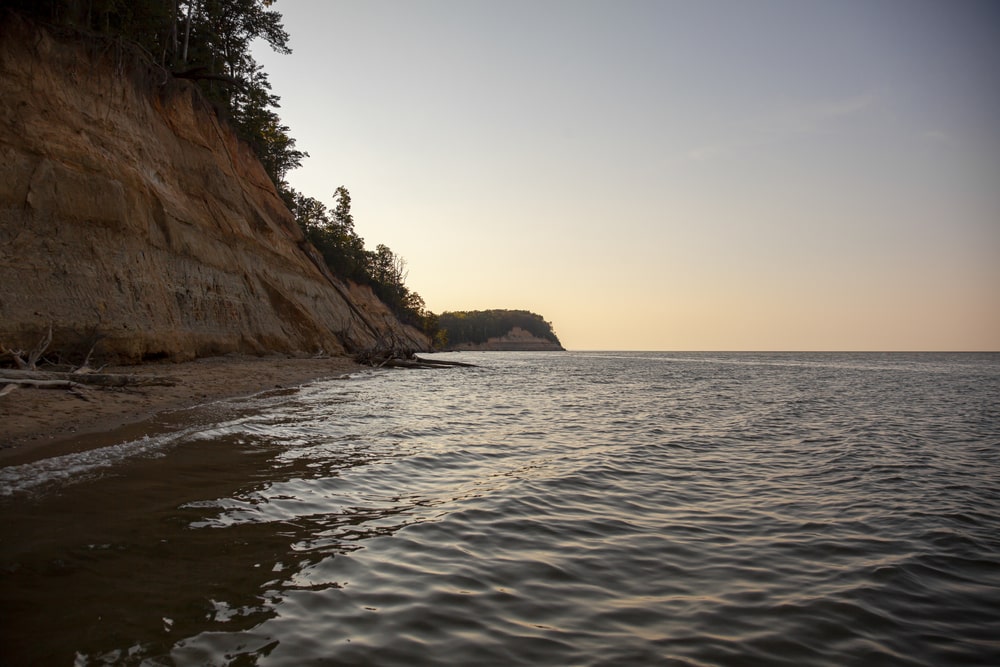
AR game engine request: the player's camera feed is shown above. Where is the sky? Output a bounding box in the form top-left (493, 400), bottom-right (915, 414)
top-left (254, 0), bottom-right (1000, 351)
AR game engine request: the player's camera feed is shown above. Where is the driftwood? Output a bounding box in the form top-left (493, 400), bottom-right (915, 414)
top-left (0, 369), bottom-right (178, 388)
top-left (354, 333), bottom-right (478, 369)
top-left (27, 326), bottom-right (53, 369)
top-left (0, 329), bottom-right (177, 398)
top-left (379, 358), bottom-right (423, 369)
top-left (0, 377), bottom-right (93, 401)
top-left (412, 355), bottom-right (476, 368)
top-left (1, 325), bottom-right (53, 371)
top-left (0, 378), bottom-right (82, 389)
top-left (377, 355), bottom-right (477, 369)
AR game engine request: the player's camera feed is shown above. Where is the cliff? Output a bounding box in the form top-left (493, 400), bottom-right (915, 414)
top-left (0, 12), bottom-right (428, 363)
top-left (447, 327), bottom-right (564, 352)
top-left (438, 309), bottom-right (564, 351)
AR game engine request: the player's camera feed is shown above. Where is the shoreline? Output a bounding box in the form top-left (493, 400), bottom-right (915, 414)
top-left (0, 354), bottom-right (364, 467)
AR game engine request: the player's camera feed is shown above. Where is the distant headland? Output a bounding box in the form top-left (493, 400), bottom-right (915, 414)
top-left (438, 310), bottom-right (564, 351)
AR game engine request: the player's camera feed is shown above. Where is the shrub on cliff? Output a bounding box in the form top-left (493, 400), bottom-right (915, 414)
top-left (283, 186), bottom-right (438, 339)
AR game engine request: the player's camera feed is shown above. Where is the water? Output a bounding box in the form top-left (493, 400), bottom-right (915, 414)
top-left (2, 351), bottom-right (999, 666)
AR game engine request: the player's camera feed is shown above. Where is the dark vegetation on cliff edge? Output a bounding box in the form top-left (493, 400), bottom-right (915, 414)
top-left (438, 311), bottom-right (563, 349)
top-left (9, 0), bottom-right (436, 339)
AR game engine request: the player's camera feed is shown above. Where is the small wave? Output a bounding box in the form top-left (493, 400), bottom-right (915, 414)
top-left (0, 427), bottom-right (197, 497)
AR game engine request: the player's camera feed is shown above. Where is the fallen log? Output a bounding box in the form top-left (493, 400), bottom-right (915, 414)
top-left (412, 356), bottom-right (477, 368)
top-left (0, 378), bottom-right (94, 401)
top-left (378, 356), bottom-right (477, 369)
top-left (0, 369), bottom-right (178, 387)
top-left (0, 378), bottom-right (85, 390)
top-left (380, 358), bottom-right (423, 369)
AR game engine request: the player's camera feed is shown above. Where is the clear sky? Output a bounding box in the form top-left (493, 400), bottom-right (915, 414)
top-left (254, 0), bottom-right (1000, 351)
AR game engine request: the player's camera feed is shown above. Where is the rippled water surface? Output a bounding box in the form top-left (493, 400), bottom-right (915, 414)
top-left (2, 352), bottom-right (1000, 666)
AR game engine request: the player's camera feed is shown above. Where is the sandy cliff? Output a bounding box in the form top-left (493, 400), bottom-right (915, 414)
top-left (448, 327), bottom-right (564, 352)
top-left (0, 13), bottom-right (428, 362)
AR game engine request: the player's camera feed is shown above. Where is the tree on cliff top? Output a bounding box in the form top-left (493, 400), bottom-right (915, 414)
top-left (283, 186), bottom-right (438, 340)
top-left (10, 0), bottom-right (303, 187)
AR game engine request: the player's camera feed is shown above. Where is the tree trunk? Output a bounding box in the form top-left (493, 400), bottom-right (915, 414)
top-left (0, 370), bottom-right (178, 387)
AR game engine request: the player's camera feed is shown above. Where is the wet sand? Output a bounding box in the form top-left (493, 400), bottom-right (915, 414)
top-left (0, 354), bottom-right (364, 466)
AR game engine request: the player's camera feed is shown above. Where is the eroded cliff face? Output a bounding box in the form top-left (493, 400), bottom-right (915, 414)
top-left (447, 327), bottom-right (564, 352)
top-left (0, 13), bottom-right (428, 362)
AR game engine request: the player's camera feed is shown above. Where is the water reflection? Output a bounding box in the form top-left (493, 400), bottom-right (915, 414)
top-left (0, 405), bottom-right (412, 665)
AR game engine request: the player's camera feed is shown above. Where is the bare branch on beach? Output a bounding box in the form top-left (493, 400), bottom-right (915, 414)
top-left (26, 325), bottom-right (53, 370)
top-left (0, 329), bottom-right (177, 398)
top-left (2, 324), bottom-right (52, 371)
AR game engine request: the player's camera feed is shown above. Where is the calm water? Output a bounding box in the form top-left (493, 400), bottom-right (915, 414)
top-left (2, 352), bottom-right (999, 666)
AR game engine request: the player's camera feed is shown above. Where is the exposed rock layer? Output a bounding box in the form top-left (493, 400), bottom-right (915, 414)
top-left (447, 327), bottom-right (565, 352)
top-left (0, 13), bottom-right (428, 362)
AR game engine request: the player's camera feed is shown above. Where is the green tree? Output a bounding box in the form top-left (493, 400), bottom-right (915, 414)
top-left (179, 0), bottom-right (296, 186)
top-left (285, 187), bottom-right (328, 233)
top-left (332, 186), bottom-right (354, 232)
top-left (10, 0), bottom-right (299, 188)
top-left (438, 310), bottom-right (562, 347)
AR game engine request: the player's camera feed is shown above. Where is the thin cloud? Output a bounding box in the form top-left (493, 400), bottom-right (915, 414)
top-left (760, 93), bottom-right (878, 136)
top-left (684, 93), bottom-right (878, 161)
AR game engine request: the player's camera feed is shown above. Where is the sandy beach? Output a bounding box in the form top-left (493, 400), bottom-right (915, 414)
top-left (0, 354), bottom-right (364, 466)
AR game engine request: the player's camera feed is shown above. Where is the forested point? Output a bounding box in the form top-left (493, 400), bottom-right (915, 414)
top-left (438, 310), bottom-right (562, 348)
top-left (7, 0), bottom-right (435, 339)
